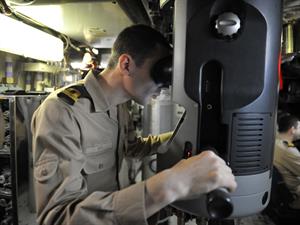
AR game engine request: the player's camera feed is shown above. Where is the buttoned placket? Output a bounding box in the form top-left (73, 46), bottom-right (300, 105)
top-left (107, 105), bottom-right (121, 190)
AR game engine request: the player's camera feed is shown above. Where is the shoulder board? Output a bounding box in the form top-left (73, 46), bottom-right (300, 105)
top-left (57, 84), bottom-right (92, 105)
top-left (283, 141), bottom-right (295, 148)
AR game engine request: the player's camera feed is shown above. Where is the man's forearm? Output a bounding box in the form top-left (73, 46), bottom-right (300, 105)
top-left (144, 151), bottom-right (237, 218)
top-left (145, 169), bottom-right (179, 218)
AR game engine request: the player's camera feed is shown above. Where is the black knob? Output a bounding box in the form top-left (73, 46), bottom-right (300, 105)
top-left (207, 188), bottom-right (233, 219)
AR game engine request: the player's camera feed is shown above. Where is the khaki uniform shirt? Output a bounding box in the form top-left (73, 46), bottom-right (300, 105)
top-left (31, 71), bottom-right (164, 225)
top-left (273, 137), bottom-right (300, 197)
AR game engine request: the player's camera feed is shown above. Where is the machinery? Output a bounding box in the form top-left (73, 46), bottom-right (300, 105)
top-left (0, 0), bottom-right (284, 224)
top-left (157, 0), bottom-right (282, 221)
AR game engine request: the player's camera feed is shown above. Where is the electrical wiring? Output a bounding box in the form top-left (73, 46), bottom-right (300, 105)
top-left (2, 3), bottom-right (63, 40)
top-left (1, 3), bottom-right (85, 61)
top-left (12, 9), bottom-right (58, 33)
top-left (1, 0), bottom-right (89, 62)
top-left (59, 34), bottom-right (82, 52)
top-left (59, 34), bottom-right (70, 52)
top-left (0, 0), bottom-right (12, 15)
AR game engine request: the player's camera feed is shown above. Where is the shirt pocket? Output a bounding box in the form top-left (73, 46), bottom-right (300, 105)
top-left (34, 152), bottom-right (59, 183)
top-left (83, 143), bottom-right (115, 174)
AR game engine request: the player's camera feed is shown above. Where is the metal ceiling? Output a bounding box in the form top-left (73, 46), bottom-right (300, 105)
top-left (7, 0), bottom-right (300, 47)
top-left (8, 0), bottom-right (153, 48)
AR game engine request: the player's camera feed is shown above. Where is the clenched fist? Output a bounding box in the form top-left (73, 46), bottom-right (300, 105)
top-left (145, 150), bottom-right (237, 217)
top-left (168, 150), bottom-right (237, 200)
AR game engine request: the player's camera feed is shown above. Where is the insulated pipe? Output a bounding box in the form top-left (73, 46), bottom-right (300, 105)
top-left (283, 23), bottom-right (294, 54)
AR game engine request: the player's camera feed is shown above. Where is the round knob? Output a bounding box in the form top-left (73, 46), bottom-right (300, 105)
top-left (215, 12), bottom-right (241, 38)
top-left (207, 188), bottom-right (233, 219)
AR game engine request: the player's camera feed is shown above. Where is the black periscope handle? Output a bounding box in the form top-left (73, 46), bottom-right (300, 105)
top-left (204, 146), bottom-right (233, 219)
top-left (207, 187), bottom-right (233, 219)
top-left (199, 60), bottom-right (233, 218)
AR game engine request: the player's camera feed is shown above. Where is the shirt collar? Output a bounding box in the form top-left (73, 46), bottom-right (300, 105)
top-left (276, 136), bottom-right (295, 148)
top-left (83, 70), bottom-right (111, 112)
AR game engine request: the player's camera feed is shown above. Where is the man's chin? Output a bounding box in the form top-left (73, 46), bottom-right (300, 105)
top-left (133, 96), bottom-right (152, 106)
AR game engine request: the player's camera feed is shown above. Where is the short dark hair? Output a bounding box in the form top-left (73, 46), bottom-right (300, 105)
top-left (278, 114), bottom-right (299, 133)
top-left (107, 24), bottom-right (171, 69)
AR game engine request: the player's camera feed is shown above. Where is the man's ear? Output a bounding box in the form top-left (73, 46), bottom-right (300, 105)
top-left (118, 54), bottom-right (134, 76)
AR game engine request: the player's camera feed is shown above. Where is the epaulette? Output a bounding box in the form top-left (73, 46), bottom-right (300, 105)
top-left (283, 141), bottom-right (295, 148)
top-left (57, 83), bottom-right (92, 105)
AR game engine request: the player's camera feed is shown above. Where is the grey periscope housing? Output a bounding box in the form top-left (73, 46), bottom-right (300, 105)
top-left (157, 0), bottom-right (282, 218)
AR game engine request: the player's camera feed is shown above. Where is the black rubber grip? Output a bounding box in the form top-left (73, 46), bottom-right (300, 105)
top-left (207, 187), bottom-right (233, 219)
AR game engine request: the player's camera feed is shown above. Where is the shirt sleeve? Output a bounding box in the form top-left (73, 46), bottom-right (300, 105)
top-left (283, 147), bottom-right (300, 177)
top-left (125, 120), bottom-right (172, 159)
top-left (125, 133), bottom-right (173, 159)
top-left (32, 97), bottom-right (150, 225)
top-left (123, 103), bottom-right (173, 159)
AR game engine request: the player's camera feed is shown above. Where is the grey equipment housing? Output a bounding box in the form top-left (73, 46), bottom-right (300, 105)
top-left (157, 0), bottom-right (282, 219)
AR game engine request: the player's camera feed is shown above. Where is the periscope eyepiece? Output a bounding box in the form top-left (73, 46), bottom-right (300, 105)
top-left (151, 55), bottom-right (173, 87)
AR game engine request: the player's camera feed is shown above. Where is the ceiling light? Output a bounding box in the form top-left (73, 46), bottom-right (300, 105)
top-left (70, 61), bottom-right (84, 70)
top-left (0, 13), bottom-right (64, 62)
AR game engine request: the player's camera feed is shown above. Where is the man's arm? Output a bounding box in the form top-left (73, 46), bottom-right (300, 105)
top-left (120, 103), bottom-right (173, 159)
top-left (284, 147), bottom-right (300, 176)
top-left (118, 103), bottom-right (236, 218)
top-left (145, 151), bottom-right (237, 217)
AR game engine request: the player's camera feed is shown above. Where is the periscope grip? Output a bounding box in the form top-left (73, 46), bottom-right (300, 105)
top-left (207, 187), bottom-right (233, 219)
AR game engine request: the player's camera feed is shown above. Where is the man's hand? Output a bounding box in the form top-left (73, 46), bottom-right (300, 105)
top-left (168, 150), bottom-right (237, 200)
top-left (145, 150), bottom-right (237, 217)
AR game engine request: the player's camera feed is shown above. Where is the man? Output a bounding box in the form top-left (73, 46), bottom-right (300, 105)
top-left (274, 114), bottom-right (300, 209)
top-left (32, 25), bottom-right (237, 225)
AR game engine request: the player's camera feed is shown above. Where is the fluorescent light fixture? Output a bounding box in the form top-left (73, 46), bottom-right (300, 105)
top-left (70, 61), bottom-right (84, 69)
top-left (0, 13), bottom-right (64, 62)
top-left (64, 75), bottom-right (74, 82)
